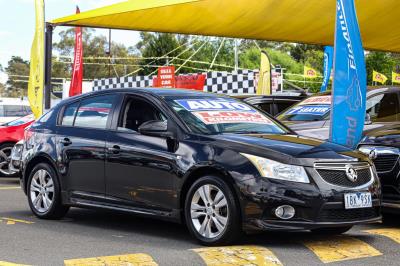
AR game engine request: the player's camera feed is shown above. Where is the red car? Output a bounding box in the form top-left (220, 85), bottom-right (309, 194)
top-left (0, 114), bottom-right (34, 177)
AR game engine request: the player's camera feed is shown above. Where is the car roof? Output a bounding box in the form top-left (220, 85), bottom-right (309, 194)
top-left (60, 87), bottom-right (234, 106)
top-left (309, 86), bottom-right (400, 98)
top-left (0, 98), bottom-right (30, 105)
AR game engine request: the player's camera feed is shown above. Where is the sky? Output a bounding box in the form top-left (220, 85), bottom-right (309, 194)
top-left (0, 0), bottom-right (141, 82)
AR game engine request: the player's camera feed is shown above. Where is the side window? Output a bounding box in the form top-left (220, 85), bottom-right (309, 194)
top-left (276, 102), bottom-right (295, 114)
top-left (257, 103), bottom-right (273, 114)
top-left (4, 105), bottom-right (26, 117)
top-left (74, 95), bottom-right (116, 129)
top-left (61, 102), bottom-right (79, 126)
top-left (118, 97), bottom-right (166, 132)
top-left (366, 93), bottom-right (400, 122)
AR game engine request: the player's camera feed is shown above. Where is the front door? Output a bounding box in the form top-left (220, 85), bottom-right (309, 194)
top-left (56, 94), bottom-right (117, 200)
top-left (105, 95), bottom-right (179, 212)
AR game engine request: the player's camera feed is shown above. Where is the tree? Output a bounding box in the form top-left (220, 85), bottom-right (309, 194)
top-left (136, 33), bottom-right (187, 75)
top-left (290, 44), bottom-right (323, 63)
top-left (53, 28), bottom-right (137, 80)
top-left (5, 56), bottom-right (30, 97)
top-left (365, 51), bottom-right (400, 85)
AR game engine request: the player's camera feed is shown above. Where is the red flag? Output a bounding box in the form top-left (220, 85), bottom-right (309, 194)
top-left (69, 6), bottom-right (83, 97)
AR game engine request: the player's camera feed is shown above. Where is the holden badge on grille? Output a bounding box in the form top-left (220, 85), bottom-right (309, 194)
top-left (345, 164), bottom-right (358, 182)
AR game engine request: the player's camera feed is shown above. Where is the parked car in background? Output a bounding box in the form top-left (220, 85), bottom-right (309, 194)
top-left (0, 98), bottom-right (32, 125)
top-left (244, 93), bottom-right (308, 117)
top-left (0, 114), bottom-right (35, 177)
top-left (358, 124), bottom-right (400, 215)
top-left (9, 140), bottom-right (24, 176)
top-left (277, 87), bottom-right (400, 139)
top-left (20, 88), bottom-right (381, 246)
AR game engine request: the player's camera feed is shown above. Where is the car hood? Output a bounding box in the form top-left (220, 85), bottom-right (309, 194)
top-left (209, 133), bottom-right (367, 167)
top-left (361, 122), bottom-right (400, 148)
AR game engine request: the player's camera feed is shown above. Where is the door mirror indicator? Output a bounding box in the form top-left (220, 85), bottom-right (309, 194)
top-left (138, 120), bottom-right (173, 138)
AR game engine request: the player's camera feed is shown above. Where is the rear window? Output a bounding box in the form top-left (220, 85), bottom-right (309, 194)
top-left (60, 95), bottom-right (116, 129)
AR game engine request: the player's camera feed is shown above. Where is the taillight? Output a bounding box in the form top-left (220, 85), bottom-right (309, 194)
top-left (24, 127), bottom-right (34, 149)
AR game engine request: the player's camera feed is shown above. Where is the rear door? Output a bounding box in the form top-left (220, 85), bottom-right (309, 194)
top-left (56, 94), bottom-right (118, 199)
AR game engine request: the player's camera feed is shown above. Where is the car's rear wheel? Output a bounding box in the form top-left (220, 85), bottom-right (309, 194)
top-left (311, 226), bottom-right (353, 235)
top-left (184, 176), bottom-right (241, 246)
top-left (0, 143), bottom-right (17, 177)
top-left (27, 163), bottom-right (69, 219)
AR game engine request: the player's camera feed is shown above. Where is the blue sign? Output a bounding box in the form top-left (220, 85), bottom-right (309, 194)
top-left (175, 99), bottom-right (256, 113)
top-left (320, 46), bottom-right (334, 92)
top-left (286, 105), bottom-right (330, 116)
top-left (330, 0), bottom-right (367, 149)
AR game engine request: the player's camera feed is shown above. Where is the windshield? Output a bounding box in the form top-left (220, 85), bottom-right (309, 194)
top-left (278, 95), bottom-right (331, 121)
top-left (6, 115), bottom-right (34, 126)
top-left (164, 96), bottom-right (288, 135)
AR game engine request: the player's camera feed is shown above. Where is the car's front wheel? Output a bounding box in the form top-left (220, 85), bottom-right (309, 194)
top-left (27, 163), bottom-right (69, 219)
top-left (185, 175), bottom-right (241, 246)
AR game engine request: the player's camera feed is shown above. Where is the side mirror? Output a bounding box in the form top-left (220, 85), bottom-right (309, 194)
top-left (365, 113), bottom-right (372, 125)
top-left (138, 120), bottom-right (173, 138)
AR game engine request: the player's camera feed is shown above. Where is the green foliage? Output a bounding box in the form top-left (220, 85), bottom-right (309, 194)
top-left (5, 56), bottom-right (30, 97)
top-left (366, 51), bottom-right (400, 85)
top-left (53, 28), bottom-right (137, 79)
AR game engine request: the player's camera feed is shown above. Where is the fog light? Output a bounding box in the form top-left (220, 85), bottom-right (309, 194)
top-left (275, 205), bottom-right (295, 220)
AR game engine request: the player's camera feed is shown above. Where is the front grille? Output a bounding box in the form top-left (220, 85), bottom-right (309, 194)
top-left (318, 208), bottom-right (378, 222)
top-left (373, 154), bottom-right (399, 172)
top-left (317, 168), bottom-right (372, 188)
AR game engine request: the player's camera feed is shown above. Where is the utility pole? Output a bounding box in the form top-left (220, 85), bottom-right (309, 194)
top-left (107, 29), bottom-right (112, 77)
top-left (234, 39), bottom-right (239, 72)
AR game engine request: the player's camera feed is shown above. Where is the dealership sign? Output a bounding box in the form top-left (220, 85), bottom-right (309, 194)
top-left (156, 66), bottom-right (175, 88)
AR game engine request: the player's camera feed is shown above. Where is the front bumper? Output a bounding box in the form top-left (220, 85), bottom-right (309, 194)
top-left (238, 164), bottom-right (382, 232)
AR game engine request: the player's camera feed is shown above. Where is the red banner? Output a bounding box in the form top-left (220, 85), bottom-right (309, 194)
top-left (175, 74), bottom-right (206, 91)
top-left (153, 66), bottom-right (206, 91)
top-left (156, 66), bottom-right (175, 88)
top-left (69, 7), bottom-right (83, 97)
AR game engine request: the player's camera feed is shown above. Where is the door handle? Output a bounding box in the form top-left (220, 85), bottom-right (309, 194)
top-left (60, 138), bottom-right (72, 146)
top-left (107, 145), bottom-right (121, 154)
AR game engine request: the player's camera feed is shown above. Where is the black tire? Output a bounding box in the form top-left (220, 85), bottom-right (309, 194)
top-left (0, 143), bottom-right (17, 177)
top-left (184, 175), bottom-right (241, 246)
top-left (311, 226), bottom-right (353, 235)
top-left (27, 163), bottom-right (69, 219)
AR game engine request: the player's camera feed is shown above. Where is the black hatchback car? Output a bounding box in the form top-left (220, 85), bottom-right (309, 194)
top-left (20, 88), bottom-right (381, 245)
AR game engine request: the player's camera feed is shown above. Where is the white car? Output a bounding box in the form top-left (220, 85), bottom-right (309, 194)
top-left (0, 98), bottom-right (31, 125)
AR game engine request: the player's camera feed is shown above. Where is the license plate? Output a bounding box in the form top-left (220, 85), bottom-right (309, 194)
top-left (344, 192), bottom-right (372, 209)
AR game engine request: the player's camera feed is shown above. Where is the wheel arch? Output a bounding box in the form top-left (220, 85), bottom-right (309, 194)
top-left (179, 165), bottom-right (244, 224)
top-left (23, 153), bottom-right (59, 194)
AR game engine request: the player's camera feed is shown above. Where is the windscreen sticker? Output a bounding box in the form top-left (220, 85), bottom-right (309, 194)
top-left (299, 96), bottom-right (332, 105)
top-left (285, 105), bottom-right (330, 116)
top-left (193, 111), bottom-right (274, 125)
top-left (175, 99), bottom-right (256, 113)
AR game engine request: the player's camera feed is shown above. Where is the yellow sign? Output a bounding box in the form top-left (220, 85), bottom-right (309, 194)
top-left (392, 72), bottom-right (400, 84)
top-left (372, 70), bottom-right (388, 84)
top-left (28, 0), bottom-right (45, 119)
top-left (256, 51), bottom-right (272, 95)
top-left (304, 66), bottom-right (318, 78)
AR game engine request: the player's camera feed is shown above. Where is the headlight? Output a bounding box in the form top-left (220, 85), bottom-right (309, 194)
top-left (241, 153), bottom-right (310, 183)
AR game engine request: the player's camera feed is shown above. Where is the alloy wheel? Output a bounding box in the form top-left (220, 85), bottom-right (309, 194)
top-left (0, 147), bottom-right (12, 176)
top-left (30, 169), bottom-right (55, 213)
top-left (190, 184), bottom-right (229, 239)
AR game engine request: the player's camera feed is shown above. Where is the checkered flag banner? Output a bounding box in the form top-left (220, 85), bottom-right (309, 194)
top-left (92, 69), bottom-right (258, 94)
top-left (93, 76), bottom-right (154, 91)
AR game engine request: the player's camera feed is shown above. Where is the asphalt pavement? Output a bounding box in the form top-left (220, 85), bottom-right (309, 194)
top-left (1, 177), bottom-right (400, 266)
